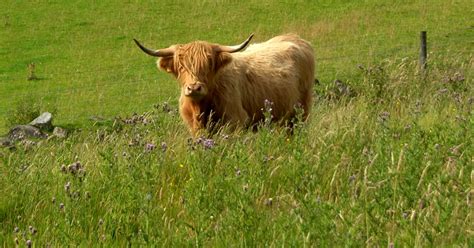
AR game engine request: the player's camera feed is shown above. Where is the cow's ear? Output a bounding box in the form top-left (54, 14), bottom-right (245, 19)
top-left (215, 52), bottom-right (232, 71)
top-left (158, 57), bottom-right (177, 75)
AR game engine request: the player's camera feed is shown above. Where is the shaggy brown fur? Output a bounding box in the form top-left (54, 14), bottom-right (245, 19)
top-left (157, 34), bottom-right (315, 135)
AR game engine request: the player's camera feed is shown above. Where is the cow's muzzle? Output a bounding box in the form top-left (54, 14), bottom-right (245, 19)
top-left (184, 83), bottom-right (206, 97)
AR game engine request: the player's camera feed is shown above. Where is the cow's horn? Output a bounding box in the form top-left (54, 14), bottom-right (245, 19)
top-left (216, 34), bottom-right (254, 53)
top-left (133, 39), bottom-right (175, 57)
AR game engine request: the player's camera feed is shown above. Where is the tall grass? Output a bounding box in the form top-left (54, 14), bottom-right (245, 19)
top-left (1, 54), bottom-right (472, 246)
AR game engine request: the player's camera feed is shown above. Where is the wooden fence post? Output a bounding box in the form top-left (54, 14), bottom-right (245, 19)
top-left (419, 31), bottom-right (427, 73)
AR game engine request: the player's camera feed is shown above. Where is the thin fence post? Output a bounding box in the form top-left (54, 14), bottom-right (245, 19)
top-left (419, 31), bottom-right (427, 73)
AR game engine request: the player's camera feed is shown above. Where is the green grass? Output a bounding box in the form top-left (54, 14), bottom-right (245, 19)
top-left (0, 0), bottom-right (473, 246)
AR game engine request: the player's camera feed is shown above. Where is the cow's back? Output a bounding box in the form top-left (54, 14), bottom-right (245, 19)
top-left (215, 34), bottom-right (315, 124)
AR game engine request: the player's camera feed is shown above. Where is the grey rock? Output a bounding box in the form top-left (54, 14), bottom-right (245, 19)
top-left (8, 125), bottom-right (47, 141)
top-left (19, 139), bottom-right (37, 150)
top-left (30, 112), bottom-right (53, 130)
top-left (53, 127), bottom-right (67, 138)
top-left (0, 137), bottom-right (13, 148)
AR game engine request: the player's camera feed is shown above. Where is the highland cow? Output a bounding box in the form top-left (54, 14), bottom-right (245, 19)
top-left (134, 34), bottom-right (315, 135)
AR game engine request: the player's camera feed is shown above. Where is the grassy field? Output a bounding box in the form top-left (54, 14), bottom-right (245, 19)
top-left (1, 0), bottom-right (473, 246)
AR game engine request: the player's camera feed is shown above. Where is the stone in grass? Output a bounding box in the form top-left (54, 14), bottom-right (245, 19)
top-left (30, 112), bottom-right (53, 131)
top-left (0, 136), bottom-right (13, 148)
top-left (8, 125), bottom-right (47, 142)
top-left (52, 127), bottom-right (67, 139)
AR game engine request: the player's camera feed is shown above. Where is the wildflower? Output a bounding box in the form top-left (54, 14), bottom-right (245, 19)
top-left (402, 212), bottom-right (409, 219)
top-left (179, 164), bottom-right (184, 168)
top-left (64, 181), bottom-right (71, 192)
top-left (98, 219), bottom-right (104, 226)
top-left (378, 111), bottom-right (390, 122)
top-left (236, 169), bottom-right (241, 176)
top-left (263, 99), bottom-right (274, 113)
top-left (59, 203), bottom-right (65, 210)
top-left (404, 124), bottom-right (412, 131)
top-left (263, 155), bottom-right (274, 163)
top-left (14, 237), bottom-right (19, 245)
top-left (145, 143), bottom-right (156, 152)
top-left (202, 138), bottom-right (215, 149)
top-left (265, 198), bottom-right (273, 206)
top-left (161, 142), bottom-right (168, 152)
top-left (52, 197), bottom-right (56, 203)
top-left (349, 175), bottom-right (356, 183)
top-left (29, 226), bottom-right (37, 235)
top-left (26, 240), bottom-right (32, 248)
top-left (68, 161), bottom-right (82, 175)
top-left (128, 139), bottom-right (138, 146)
top-left (14, 226), bottom-right (19, 233)
top-left (60, 164), bottom-right (67, 173)
top-left (161, 101), bottom-right (172, 113)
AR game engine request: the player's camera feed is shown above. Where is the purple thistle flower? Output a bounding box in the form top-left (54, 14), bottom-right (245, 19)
top-left (68, 161), bottom-right (82, 175)
top-left (202, 138), bottom-right (215, 149)
top-left (145, 143), bottom-right (156, 152)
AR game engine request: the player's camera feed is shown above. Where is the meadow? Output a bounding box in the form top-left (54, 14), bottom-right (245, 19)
top-left (0, 0), bottom-right (473, 246)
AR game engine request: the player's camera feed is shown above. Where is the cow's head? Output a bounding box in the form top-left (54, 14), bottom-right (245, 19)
top-left (134, 34), bottom-right (254, 100)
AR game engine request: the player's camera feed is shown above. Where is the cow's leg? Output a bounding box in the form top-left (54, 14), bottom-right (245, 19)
top-left (301, 91), bottom-right (312, 120)
top-left (180, 98), bottom-right (204, 136)
top-left (223, 104), bottom-right (249, 131)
